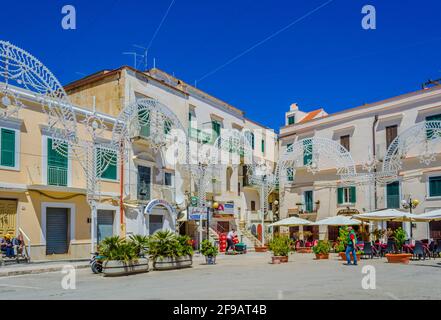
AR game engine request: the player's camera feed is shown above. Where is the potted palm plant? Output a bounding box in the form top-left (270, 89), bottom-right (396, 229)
top-left (268, 236), bottom-right (292, 264)
top-left (385, 227), bottom-right (412, 264)
top-left (201, 240), bottom-right (218, 265)
top-left (100, 236), bottom-right (149, 277)
top-left (313, 240), bottom-right (331, 259)
top-left (148, 230), bottom-right (194, 270)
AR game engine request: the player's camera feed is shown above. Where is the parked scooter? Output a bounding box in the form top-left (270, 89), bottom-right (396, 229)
top-left (90, 252), bottom-right (105, 274)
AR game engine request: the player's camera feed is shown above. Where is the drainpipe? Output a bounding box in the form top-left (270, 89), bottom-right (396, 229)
top-left (120, 140), bottom-right (125, 237)
top-left (372, 115), bottom-right (379, 210)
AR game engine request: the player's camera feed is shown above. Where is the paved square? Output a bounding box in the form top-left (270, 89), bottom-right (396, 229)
top-left (0, 252), bottom-right (440, 300)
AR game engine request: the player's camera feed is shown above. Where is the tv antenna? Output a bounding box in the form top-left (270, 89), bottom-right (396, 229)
top-left (133, 44), bottom-right (148, 70)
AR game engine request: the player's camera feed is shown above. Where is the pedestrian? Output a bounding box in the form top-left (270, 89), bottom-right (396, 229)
top-left (345, 226), bottom-right (358, 266)
top-left (226, 229), bottom-right (237, 253)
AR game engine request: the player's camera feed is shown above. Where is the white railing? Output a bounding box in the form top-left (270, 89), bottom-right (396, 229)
top-left (18, 228), bottom-right (31, 262)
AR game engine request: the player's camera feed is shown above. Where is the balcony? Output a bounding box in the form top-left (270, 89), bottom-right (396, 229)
top-left (137, 183), bottom-right (175, 204)
top-left (48, 166), bottom-right (67, 187)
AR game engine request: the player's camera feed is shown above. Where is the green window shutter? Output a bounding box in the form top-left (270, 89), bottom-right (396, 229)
top-left (138, 109), bottom-right (150, 137)
top-left (303, 139), bottom-right (312, 165)
top-left (386, 181), bottom-right (400, 208)
top-left (251, 133), bottom-right (255, 150)
top-left (287, 168), bottom-right (293, 181)
top-left (98, 149), bottom-right (117, 180)
top-left (288, 116), bottom-right (295, 125)
top-left (212, 121), bottom-right (221, 142)
top-left (426, 114), bottom-right (441, 139)
top-left (164, 119), bottom-right (172, 135)
top-left (287, 143), bottom-right (293, 153)
top-left (429, 176), bottom-right (441, 197)
top-left (261, 140), bottom-right (265, 153)
top-left (1, 129), bottom-right (15, 167)
top-left (47, 138), bottom-right (68, 186)
top-left (337, 187), bottom-right (343, 204)
top-left (350, 186), bottom-right (356, 203)
top-left (188, 112), bottom-right (192, 122)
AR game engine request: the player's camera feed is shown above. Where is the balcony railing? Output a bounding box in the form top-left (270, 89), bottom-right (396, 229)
top-left (136, 183), bottom-right (175, 203)
top-left (48, 166), bottom-right (67, 187)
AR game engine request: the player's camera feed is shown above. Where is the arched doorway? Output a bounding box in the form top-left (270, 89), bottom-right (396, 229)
top-left (144, 199), bottom-right (177, 235)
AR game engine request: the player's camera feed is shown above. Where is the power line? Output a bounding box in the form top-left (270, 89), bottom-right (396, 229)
top-left (197, 0), bottom-right (334, 83)
top-left (147, 0), bottom-right (176, 52)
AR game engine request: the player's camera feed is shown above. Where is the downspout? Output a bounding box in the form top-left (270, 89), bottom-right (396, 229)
top-left (372, 115), bottom-right (379, 210)
top-left (120, 140), bottom-right (125, 237)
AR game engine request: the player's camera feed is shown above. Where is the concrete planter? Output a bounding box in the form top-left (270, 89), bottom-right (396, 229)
top-left (102, 258), bottom-right (149, 277)
top-left (153, 255), bottom-right (193, 270)
top-left (255, 246), bottom-right (268, 252)
top-left (385, 253), bottom-right (412, 264)
top-left (296, 247), bottom-right (312, 253)
top-left (205, 256), bottom-right (216, 265)
top-left (271, 256), bottom-right (288, 264)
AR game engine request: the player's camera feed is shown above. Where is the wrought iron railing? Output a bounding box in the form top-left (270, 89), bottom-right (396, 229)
top-left (48, 166), bottom-right (68, 186)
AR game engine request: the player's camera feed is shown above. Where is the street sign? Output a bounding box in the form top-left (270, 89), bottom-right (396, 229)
top-left (188, 206), bottom-right (207, 221)
top-left (190, 196), bottom-right (198, 207)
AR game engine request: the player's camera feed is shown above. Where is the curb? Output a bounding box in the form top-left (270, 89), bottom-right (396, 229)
top-left (0, 264), bottom-right (89, 278)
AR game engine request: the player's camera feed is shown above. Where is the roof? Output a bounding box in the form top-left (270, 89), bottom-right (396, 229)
top-left (298, 109), bottom-right (324, 124)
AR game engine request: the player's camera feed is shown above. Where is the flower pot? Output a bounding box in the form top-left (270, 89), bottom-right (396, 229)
top-left (103, 258), bottom-right (149, 277)
top-left (339, 252), bottom-right (362, 261)
top-left (153, 255), bottom-right (193, 270)
top-left (271, 256), bottom-right (288, 264)
top-left (385, 253), bottom-right (412, 264)
top-left (255, 246), bottom-right (268, 253)
top-left (296, 247), bottom-right (312, 253)
top-left (205, 256), bottom-right (216, 265)
top-left (315, 253), bottom-right (329, 260)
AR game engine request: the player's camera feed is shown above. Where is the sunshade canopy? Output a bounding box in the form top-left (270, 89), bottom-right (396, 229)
top-left (353, 209), bottom-right (420, 222)
top-left (312, 215), bottom-right (361, 226)
top-left (269, 216), bottom-right (312, 227)
top-left (413, 209), bottom-right (441, 221)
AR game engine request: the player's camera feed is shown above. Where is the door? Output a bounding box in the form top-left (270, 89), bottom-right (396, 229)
top-left (97, 210), bottom-right (114, 244)
top-left (386, 181), bottom-right (400, 209)
top-left (149, 214), bottom-right (163, 235)
top-left (0, 200), bottom-right (17, 238)
top-left (304, 191), bottom-right (313, 213)
top-left (46, 208), bottom-right (69, 255)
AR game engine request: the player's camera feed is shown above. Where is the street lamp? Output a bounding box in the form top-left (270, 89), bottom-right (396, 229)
top-left (401, 196), bottom-right (420, 238)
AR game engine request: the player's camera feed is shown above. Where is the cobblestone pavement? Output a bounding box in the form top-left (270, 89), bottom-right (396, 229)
top-left (0, 252), bottom-right (440, 300)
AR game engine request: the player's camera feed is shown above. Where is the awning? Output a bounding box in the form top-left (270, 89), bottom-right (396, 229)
top-left (353, 209), bottom-right (421, 222)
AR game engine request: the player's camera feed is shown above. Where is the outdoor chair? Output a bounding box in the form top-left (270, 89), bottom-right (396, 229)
top-left (384, 240), bottom-right (396, 256)
top-left (412, 241), bottom-right (426, 260)
top-left (428, 241), bottom-right (436, 259)
top-left (361, 242), bottom-right (374, 259)
top-left (434, 241), bottom-right (441, 258)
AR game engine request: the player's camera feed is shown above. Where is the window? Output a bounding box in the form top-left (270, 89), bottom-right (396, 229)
top-left (212, 120), bottom-right (221, 141)
top-left (251, 201), bottom-right (256, 211)
top-left (97, 148), bottom-right (117, 180)
top-left (164, 172), bottom-right (173, 186)
top-left (304, 191), bottom-right (313, 212)
top-left (288, 115), bottom-right (295, 125)
top-left (261, 139), bottom-right (265, 153)
top-left (0, 128), bottom-right (16, 168)
top-left (303, 139), bottom-right (312, 166)
top-left (245, 131), bottom-right (255, 150)
top-left (340, 135), bottom-right (350, 151)
top-left (426, 114), bottom-right (441, 139)
top-left (286, 143), bottom-right (293, 153)
top-left (138, 109), bottom-right (150, 137)
top-left (287, 168), bottom-right (294, 182)
top-left (47, 138), bottom-right (68, 186)
top-left (386, 181), bottom-right (400, 209)
top-left (138, 166), bottom-right (151, 201)
top-left (386, 125), bottom-right (398, 148)
top-left (429, 176), bottom-right (441, 197)
top-left (337, 187), bottom-right (356, 204)
top-left (164, 119), bottom-right (172, 135)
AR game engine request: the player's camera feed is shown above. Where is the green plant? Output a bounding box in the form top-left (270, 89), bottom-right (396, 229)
top-left (201, 240), bottom-right (218, 257)
top-left (129, 234), bottom-right (149, 257)
top-left (148, 230), bottom-right (194, 260)
top-left (393, 227), bottom-right (407, 253)
top-left (312, 240), bottom-right (331, 255)
top-left (99, 236), bottom-right (139, 262)
top-left (268, 236), bottom-right (292, 257)
top-left (335, 226), bottom-right (349, 253)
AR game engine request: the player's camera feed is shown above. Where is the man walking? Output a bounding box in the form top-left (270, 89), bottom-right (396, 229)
top-left (345, 226), bottom-right (358, 265)
top-left (226, 229), bottom-right (237, 253)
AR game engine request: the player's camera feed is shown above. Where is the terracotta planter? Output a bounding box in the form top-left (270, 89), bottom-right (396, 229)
top-left (271, 256), bottom-right (288, 264)
top-left (103, 258), bottom-right (149, 277)
top-left (315, 253), bottom-right (329, 260)
top-left (296, 247), bottom-right (312, 253)
top-left (385, 253), bottom-right (412, 264)
top-left (153, 255), bottom-right (193, 270)
top-left (339, 252), bottom-right (362, 261)
top-left (255, 246), bottom-right (268, 253)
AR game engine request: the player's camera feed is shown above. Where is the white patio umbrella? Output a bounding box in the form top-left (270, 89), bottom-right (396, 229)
top-left (413, 209), bottom-right (441, 221)
top-left (312, 215), bottom-right (361, 226)
top-left (353, 209), bottom-right (421, 222)
top-left (269, 216), bottom-right (312, 227)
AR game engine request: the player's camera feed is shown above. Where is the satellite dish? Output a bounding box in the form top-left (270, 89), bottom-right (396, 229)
top-left (175, 194), bottom-right (186, 209)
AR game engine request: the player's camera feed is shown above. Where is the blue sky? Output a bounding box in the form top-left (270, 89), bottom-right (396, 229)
top-left (2, 0), bottom-right (441, 130)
